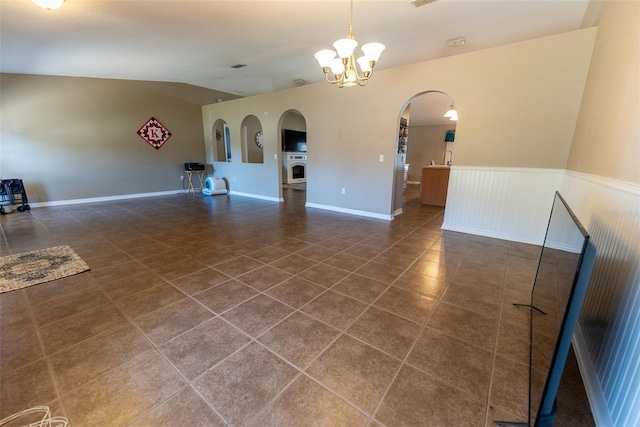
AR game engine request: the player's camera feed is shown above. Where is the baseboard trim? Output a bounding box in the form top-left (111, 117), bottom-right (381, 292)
top-left (228, 191), bottom-right (283, 203)
top-left (305, 202), bottom-right (392, 221)
top-left (573, 324), bottom-right (614, 427)
top-left (440, 223), bottom-right (543, 246)
top-left (29, 190), bottom-right (182, 208)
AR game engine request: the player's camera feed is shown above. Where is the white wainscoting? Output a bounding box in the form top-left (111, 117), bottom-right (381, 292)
top-left (442, 166), bottom-right (564, 245)
top-left (561, 171), bottom-right (640, 427)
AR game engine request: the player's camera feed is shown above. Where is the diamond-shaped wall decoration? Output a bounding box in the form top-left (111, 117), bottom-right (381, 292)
top-left (137, 117), bottom-right (172, 150)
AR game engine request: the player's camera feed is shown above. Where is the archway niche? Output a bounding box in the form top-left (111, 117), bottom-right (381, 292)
top-left (212, 119), bottom-right (231, 162)
top-left (240, 115), bottom-right (264, 164)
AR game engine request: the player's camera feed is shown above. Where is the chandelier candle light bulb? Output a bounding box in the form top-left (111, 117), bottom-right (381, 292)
top-left (314, 0), bottom-right (385, 88)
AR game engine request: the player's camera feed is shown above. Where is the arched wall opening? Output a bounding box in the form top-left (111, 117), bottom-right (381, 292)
top-left (240, 115), bottom-right (264, 164)
top-left (210, 118), bottom-right (231, 163)
top-left (278, 110), bottom-right (308, 202)
top-left (392, 90), bottom-right (458, 215)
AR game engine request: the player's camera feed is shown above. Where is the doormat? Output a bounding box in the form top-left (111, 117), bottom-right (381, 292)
top-left (0, 246), bottom-right (90, 293)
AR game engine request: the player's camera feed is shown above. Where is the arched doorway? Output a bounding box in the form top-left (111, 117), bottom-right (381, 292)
top-left (392, 91), bottom-right (458, 215)
top-left (278, 110), bottom-right (307, 204)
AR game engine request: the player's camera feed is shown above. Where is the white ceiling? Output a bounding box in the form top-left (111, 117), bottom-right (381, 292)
top-left (1, 0), bottom-right (592, 124)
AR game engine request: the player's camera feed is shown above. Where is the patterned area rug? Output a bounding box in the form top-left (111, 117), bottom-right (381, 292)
top-left (0, 245), bottom-right (90, 293)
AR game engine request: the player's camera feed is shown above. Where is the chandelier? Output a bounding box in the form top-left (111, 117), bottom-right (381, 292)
top-left (314, 0), bottom-right (385, 88)
top-left (444, 103), bottom-right (458, 121)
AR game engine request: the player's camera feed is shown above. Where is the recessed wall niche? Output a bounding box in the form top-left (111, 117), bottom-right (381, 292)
top-left (241, 115), bottom-right (264, 164)
top-left (212, 119), bottom-right (231, 162)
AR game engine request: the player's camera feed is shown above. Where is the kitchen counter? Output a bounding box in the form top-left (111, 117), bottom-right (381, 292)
top-left (420, 165), bottom-right (450, 206)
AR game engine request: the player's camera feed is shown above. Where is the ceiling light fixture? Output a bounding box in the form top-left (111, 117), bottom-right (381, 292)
top-left (444, 103), bottom-right (458, 121)
top-left (314, 0), bottom-right (385, 88)
top-left (31, 0), bottom-right (64, 10)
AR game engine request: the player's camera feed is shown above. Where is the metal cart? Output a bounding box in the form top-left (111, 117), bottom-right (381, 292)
top-left (0, 179), bottom-right (31, 213)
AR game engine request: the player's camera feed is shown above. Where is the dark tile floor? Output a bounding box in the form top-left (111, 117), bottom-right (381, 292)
top-left (0, 186), bottom-right (594, 426)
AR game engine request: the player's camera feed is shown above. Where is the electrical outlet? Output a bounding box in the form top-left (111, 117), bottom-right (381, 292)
top-left (341, 188), bottom-right (346, 195)
top-left (379, 155), bottom-right (384, 162)
top-left (232, 177), bottom-right (236, 182)
top-left (180, 175), bottom-right (184, 181)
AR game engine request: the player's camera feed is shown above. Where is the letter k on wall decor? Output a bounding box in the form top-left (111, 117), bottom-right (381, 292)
top-left (137, 117), bottom-right (172, 149)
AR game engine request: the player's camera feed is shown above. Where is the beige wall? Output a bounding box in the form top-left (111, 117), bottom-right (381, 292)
top-left (203, 28), bottom-right (597, 215)
top-left (0, 74), bottom-right (235, 202)
top-left (406, 124), bottom-right (454, 182)
top-left (567, 1), bottom-right (640, 184)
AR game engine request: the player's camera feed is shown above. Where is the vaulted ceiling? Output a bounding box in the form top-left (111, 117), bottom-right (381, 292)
top-left (1, 0), bottom-right (592, 99)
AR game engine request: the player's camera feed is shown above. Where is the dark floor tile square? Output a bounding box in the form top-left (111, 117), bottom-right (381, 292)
top-left (347, 306), bottom-right (421, 359)
top-left (374, 286), bottom-right (437, 324)
top-left (193, 279), bottom-right (258, 314)
top-left (62, 351), bottom-right (185, 427)
top-left (49, 324), bottom-right (152, 393)
top-left (331, 273), bottom-right (388, 304)
top-left (306, 335), bottom-right (400, 414)
top-left (265, 276), bottom-right (326, 308)
top-left (270, 254), bottom-right (318, 274)
top-left (154, 258), bottom-right (208, 281)
top-left (258, 312), bottom-right (340, 368)
top-left (0, 318), bottom-right (44, 374)
top-left (373, 249), bottom-right (419, 270)
top-left (115, 283), bottom-right (187, 319)
top-left (354, 261), bottom-right (405, 284)
top-left (159, 317), bottom-right (250, 380)
top-left (31, 285), bottom-right (110, 326)
top-left (409, 258), bottom-right (458, 281)
top-left (25, 273), bottom-right (98, 306)
top-left (138, 249), bottom-right (190, 270)
top-left (374, 365), bottom-right (486, 426)
top-left (254, 375), bottom-right (368, 426)
top-left (130, 387), bottom-right (226, 426)
top-left (99, 271), bottom-right (166, 300)
top-left (393, 269), bottom-right (448, 298)
top-left (0, 359), bottom-right (58, 419)
top-left (134, 298), bottom-right (214, 345)
top-left (344, 244), bottom-right (384, 260)
top-left (440, 282), bottom-right (502, 317)
top-left (246, 246), bottom-right (291, 263)
top-left (39, 303), bottom-right (128, 353)
top-left (301, 290), bottom-right (368, 330)
top-left (407, 327), bottom-right (493, 399)
top-left (89, 260), bottom-right (150, 284)
top-left (193, 342), bottom-right (298, 426)
top-left (297, 263), bottom-right (350, 288)
top-left (213, 256), bottom-right (264, 277)
top-left (172, 268), bottom-right (232, 295)
top-left (323, 252), bottom-right (369, 272)
top-left (237, 264), bottom-right (293, 291)
top-left (427, 302), bottom-right (498, 350)
top-left (222, 294), bottom-right (294, 337)
top-left (295, 245), bottom-right (339, 262)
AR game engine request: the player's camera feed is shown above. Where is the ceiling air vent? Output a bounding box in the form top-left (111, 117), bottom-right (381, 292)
top-left (446, 37), bottom-right (465, 47)
top-left (411, 0), bottom-right (437, 7)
